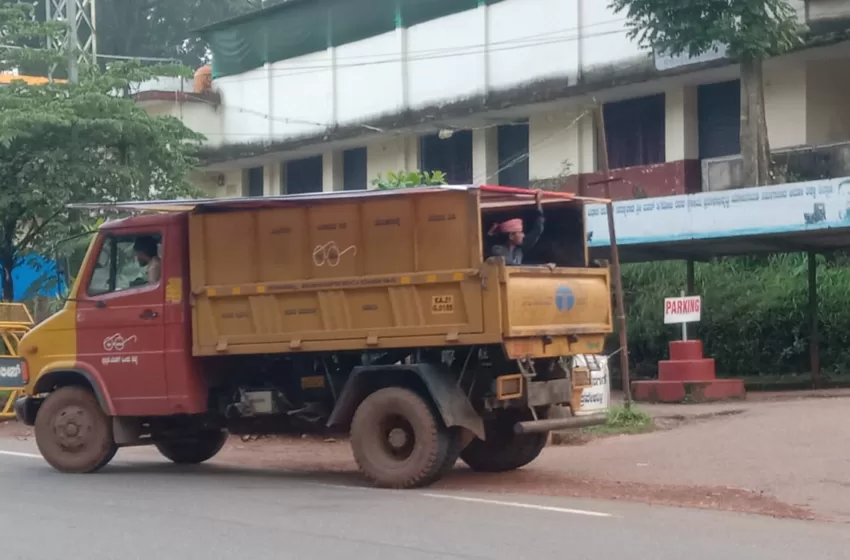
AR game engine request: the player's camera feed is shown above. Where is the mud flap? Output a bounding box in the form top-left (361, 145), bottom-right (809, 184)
top-left (327, 363), bottom-right (485, 440)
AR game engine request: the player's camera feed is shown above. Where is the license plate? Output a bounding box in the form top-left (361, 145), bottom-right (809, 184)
top-left (0, 358), bottom-right (26, 387)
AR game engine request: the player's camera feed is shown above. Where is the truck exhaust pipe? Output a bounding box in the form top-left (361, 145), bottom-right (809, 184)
top-left (513, 413), bottom-right (608, 434)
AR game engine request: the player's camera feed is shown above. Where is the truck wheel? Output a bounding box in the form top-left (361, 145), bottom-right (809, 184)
top-left (34, 386), bottom-right (117, 473)
top-left (155, 430), bottom-right (228, 464)
top-left (437, 428), bottom-right (464, 477)
top-left (461, 410), bottom-right (547, 473)
top-left (350, 387), bottom-right (452, 489)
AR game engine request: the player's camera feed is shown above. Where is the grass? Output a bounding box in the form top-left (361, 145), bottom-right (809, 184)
top-left (584, 405), bottom-right (655, 436)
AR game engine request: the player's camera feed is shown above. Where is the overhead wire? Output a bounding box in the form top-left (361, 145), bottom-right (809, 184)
top-left (210, 1), bottom-right (809, 81)
top-left (219, 27), bottom-right (629, 82)
top-left (476, 108), bottom-right (594, 184)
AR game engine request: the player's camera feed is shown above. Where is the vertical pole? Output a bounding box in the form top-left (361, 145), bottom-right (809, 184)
top-left (67, 0), bottom-right (78, 83)
top-left (685, 260), bottom-right (694, 341)
top-left (595, 106), bottom-right (632, 407)
top-left (90, 0), bottom-right (97, 67)
top-left (686, 259), bottom-right (695, 295)
top-left (808, 252), bottom-right (821, 388)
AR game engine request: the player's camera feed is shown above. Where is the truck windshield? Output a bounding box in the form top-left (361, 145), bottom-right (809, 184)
top-left (54, 229), bottom-right (98, 300)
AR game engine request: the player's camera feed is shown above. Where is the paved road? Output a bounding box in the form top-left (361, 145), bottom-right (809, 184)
top-left (0, 440), bottom-right (847, 560)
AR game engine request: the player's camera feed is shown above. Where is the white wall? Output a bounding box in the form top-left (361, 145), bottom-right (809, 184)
top-left (487, 0), bottom-right (583, 91)
top-left (806, 58), bottom-right (850, 146)
top-left (213, 0), bottom-right (642, 147)
top-left (528, 108), bottom-right (595, 180)
top-left (217, 67), bottom-right (271, 144)
top-left (270, 51), bottom-right (335, 138)
top-left (138, 100), bottom-right (223, 147)
top-left (764, 58), bottom-right (808, 149)
top-left (407, 9), bottom-right (486, 108)
top-left (135, 77), bottom-right (194, 95)
top-left (807, 0), bottom-right (850, 21)
top-left (336, 32), bottom-right (404, 123)
top-left (191, 169), bottom-right (243, 198)
top-left (174, 103), bottom-right (223, 148)
top-left (579, 0), bottom-right (643, 71)
top-left (366, 135), bottom-right (420, 185)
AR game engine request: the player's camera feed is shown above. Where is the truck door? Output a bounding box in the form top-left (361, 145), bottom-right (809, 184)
top-left (76, 228), bottom-right (168, 416)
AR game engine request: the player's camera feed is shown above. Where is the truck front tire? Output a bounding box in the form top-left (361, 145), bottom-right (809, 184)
top-left (34, 386), bottom-right (117, 473)
top-left (460, 409), bottom-right (548, 473)
top-left (155, 430), bottom-right (228, 464)
top-left (350, 387), bottom-right (453, 488)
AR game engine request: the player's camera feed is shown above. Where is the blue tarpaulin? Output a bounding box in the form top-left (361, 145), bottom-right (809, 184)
top-left (3, 255), bottom-right (64, 301)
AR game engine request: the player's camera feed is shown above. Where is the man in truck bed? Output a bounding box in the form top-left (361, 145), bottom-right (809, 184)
top-left (488, 190), bottom-right (545, 265)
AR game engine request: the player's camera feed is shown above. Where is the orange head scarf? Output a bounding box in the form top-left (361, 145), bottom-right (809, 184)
top-left (488, 218), bottom-right (523, 236)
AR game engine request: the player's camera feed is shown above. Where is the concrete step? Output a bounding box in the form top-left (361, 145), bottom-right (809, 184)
top-left (632, 379), bottom-right (746, 403)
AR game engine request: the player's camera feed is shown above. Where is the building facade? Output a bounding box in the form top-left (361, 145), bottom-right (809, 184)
top-left (140, 0), bottom-right (850, 200)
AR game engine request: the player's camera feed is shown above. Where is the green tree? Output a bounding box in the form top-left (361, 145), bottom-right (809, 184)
top-left (372, 170), bottom-right (448, 190)
top-left (0, 1), bottom-right (202, 301)
top-left (608, 0), bottom-right (805, 187)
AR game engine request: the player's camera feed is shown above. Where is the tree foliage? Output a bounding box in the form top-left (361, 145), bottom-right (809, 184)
top-left (372, 170), bottom-right (447, 190)
top-left (608, 0), bottom-right (805, 188)
top-left (0, 0), bottom-right (202, 301)
top-left (621, 255), bottom-right (850, 381)
top-left (0, 0), bottom-right (65, 74)
top-left (608, 0), bottom-right (804, 59)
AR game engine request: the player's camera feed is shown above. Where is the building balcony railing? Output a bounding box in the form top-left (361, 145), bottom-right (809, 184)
top-left (703, 142), bottom-right (850, 192)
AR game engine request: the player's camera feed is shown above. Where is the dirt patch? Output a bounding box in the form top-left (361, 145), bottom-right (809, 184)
top-left (434, 470), bottom-right (818, 521)
top-left (210, 434), bottom-right (817, 522)
top-left (550, 408), bottom-right (747, 446)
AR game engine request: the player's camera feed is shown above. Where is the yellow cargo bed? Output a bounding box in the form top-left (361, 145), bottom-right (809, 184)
top-left (184, 186), bottom-right (612, 356)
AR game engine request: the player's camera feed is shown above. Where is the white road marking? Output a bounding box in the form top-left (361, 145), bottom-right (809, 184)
top-left (0, 449), bottom-right (612, 518)
top-left (421, 493), bottom-right (614, 517)
top-left (305, 482), bottom-right (372, 492)
top-left (0, 450), bottom-right (42, 460)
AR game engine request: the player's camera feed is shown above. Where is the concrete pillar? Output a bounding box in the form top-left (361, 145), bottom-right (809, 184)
top-left (665, 86), bottom-right (699, 162)
top-left (402, 136), bottom-right (419, 171)
top-left (264, 162), bottom-right (282, 196)
top-left (472, 127), bottom-right (498, 183)
top-left (322, 150), bottom-right (344, 192)
top-left (578, 113), bottom-right (597, 173)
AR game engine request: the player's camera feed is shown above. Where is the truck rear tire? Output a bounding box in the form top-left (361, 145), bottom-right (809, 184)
top-left (350, 387), bottom-right (452, 488)
top-left (34, 386), bottom-right (117, 473)
top-left (437, 428), bottom-right (464, 477)
top-left (460, 410), bottom-right (547, 473)
top-left (155, 430), bottom-right (228, 464)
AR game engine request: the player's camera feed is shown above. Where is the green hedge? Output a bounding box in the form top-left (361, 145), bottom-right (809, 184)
top-left (619, 254), bottom-right (850, 378)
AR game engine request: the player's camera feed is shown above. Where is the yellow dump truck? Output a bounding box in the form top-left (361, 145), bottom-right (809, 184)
top-left (15, 185), bottom-right (613, 488)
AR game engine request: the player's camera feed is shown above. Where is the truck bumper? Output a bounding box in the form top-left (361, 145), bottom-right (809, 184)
top-left (14, 396), bottom-right (38, 426)
top-left (513, 412), bottom-right (607, 434)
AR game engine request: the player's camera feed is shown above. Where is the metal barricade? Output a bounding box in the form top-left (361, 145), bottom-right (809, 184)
top-left (0, 304), bottom-right (34, 419)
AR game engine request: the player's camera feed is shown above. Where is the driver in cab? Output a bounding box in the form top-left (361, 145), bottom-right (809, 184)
top-left (133, 236), bottom-right (161, 285)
